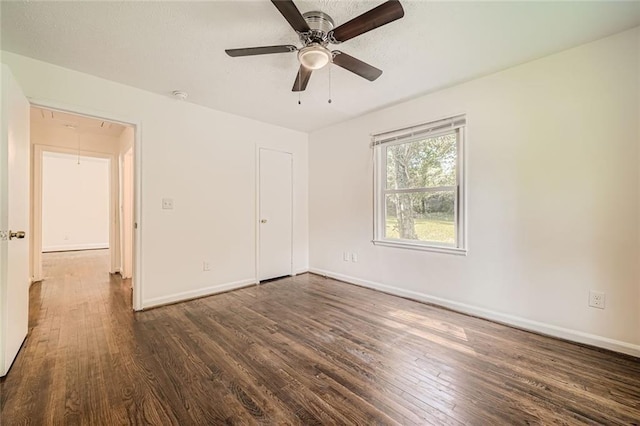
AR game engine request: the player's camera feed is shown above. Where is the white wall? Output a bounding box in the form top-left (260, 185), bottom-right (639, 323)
top-left (309, 28), bottom-right (640, 355)
top-left (42, 152), bottom-right (110, 252)
top-left (1, 50), bottom-right (309, 309)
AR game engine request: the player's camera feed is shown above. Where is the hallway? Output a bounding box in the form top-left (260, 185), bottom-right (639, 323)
top-left (0, 250), bottom-right (134, 423)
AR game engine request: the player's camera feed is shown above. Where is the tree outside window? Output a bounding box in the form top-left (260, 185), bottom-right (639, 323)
top-left (374, 118), bottom-right (466, 254)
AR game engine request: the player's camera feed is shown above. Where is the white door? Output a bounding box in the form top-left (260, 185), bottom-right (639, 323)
top-left (0, 66), bottom-right (30, 377)
top-left (258, 149), bottom-right (292, 281)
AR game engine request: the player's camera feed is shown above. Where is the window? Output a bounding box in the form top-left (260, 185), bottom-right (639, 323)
top-left (373, 115), bottom-right (466, 254)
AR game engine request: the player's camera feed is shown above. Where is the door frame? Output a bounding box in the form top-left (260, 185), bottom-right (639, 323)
top-left (119, 146), bottom-right (134, 279)
top-left (28, 99), bottom-right (143, 311)
top-left (255, 146), bottom-right (294, 283)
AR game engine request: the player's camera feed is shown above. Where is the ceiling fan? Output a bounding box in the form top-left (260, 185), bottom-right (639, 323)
top-left (225, 0), bottom-right (405, 92)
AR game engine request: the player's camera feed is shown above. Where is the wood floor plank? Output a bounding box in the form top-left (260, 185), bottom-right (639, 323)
top-left (1, 250), bottom-right (639, 425)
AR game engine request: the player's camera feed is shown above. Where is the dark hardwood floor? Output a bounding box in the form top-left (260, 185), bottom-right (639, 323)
top-left (1, 250), bottom-right (639, 425)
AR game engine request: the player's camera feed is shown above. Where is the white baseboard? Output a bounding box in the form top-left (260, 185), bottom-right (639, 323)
top-left (43, 243), bottom-right (109, 252)
top-left (309, 267), bottom-right (640, 358)
top-left (294, 268), bottom-right (309, 275)
top-left (141, 278), bottom-right (256, 310)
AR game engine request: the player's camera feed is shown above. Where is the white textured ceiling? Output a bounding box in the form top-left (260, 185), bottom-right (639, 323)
top-left (2, 1), bottom-right (640, 132)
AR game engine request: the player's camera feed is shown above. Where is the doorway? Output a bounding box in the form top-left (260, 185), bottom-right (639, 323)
top-left (257, 148), bottom-right (293, 281)
top-left (30, 106), bottom-right (137, 307)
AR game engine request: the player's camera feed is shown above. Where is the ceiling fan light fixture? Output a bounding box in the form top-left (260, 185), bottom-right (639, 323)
top-left (298, 45), bottom-right (331, 70)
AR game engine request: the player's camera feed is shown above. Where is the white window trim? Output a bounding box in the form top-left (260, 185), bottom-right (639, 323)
top-left (372, 120), bottom-right (467, 255)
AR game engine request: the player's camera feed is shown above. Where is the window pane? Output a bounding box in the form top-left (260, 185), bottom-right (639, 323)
top-left (386, 133), bottom-right (457, 190)
top-left (385, 191), bottom-right (455, 244)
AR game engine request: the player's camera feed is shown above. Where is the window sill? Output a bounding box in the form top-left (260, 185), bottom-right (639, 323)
top-left (372, 240), bottom-right (468, 256)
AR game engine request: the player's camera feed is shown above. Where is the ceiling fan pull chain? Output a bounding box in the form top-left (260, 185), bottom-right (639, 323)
top-left (298, 67), bottom-right (302, 104)
top-left (328, 65), bottom-right (332, 104)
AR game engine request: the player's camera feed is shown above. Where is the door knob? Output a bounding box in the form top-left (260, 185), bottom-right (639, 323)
top-left (260, 219), bottom-right (267, 224)
top-left (9, 230), bottom-right (25, 240)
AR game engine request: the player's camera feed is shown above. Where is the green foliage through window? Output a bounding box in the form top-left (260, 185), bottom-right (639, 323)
top-left (383, 132), bottom-right (458, 245)
top-left (386, 133), bottom-right (457, 190)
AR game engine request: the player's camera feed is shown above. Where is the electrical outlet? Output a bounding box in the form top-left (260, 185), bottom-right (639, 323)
top-left (203, 261), bottom-right (211, 271)
top-left (351, 252), bottom-right (358, 262)
top-left (162, 198), bottom-right (174, 210)
top-left (589, 290), bottom-right (605, 309)
top-left (343, 252), bottom-right (349, 262)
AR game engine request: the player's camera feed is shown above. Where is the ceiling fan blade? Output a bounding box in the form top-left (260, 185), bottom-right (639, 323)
top-left (292, 66), bottom-right (312, 92)
top-left (330, 0), bottom-right (404, 43)
top-left (332, 51), bottom-right (382, 81)
top-left (271, 0), bottom-right (310, 33)
top-left (225, 45), bottom-right (297, 57)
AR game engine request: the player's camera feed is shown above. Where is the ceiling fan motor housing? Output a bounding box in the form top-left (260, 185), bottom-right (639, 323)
top-left (301, 11), bottom-right (335, 45)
